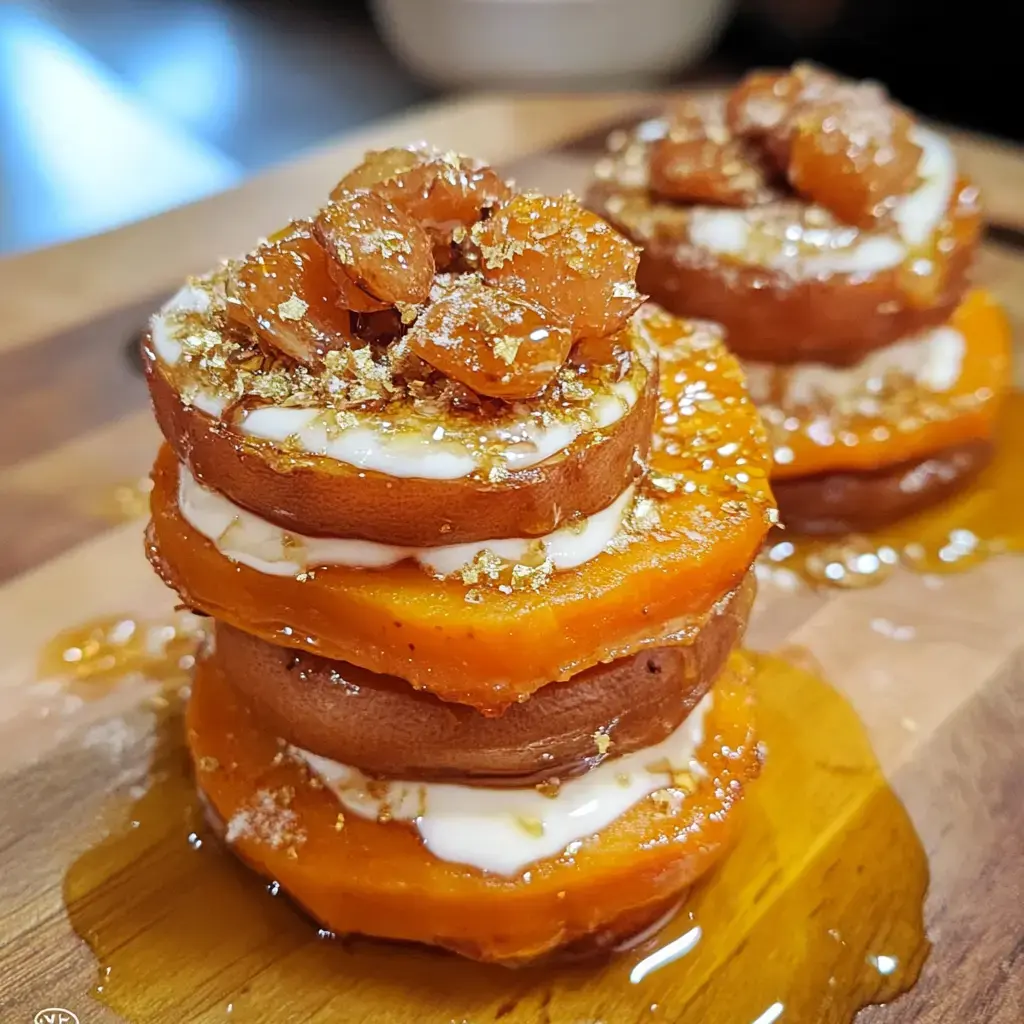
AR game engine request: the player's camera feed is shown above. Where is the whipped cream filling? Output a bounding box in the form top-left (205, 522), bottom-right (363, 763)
top-left (177, 461), bottom-right (636, 578)
top-left (289, 693), bottom-right (711, 876)
top-left (151, 286), bottom-right (639, 481)
top-left (234, 387), bottom-right (636, 480)
top-left (743, 323), bottom-right (966, 410)
top-left (687, 126), bottom-right (956, 276)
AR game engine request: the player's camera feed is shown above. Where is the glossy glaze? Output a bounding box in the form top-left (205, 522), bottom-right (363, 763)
top-left (63, 651), bottom-right (928, 1022)
top-left (760, 390), bottom-right (1024, 588)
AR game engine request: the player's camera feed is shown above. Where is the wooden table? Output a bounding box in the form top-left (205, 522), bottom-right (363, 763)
top-left (0, 94), bottom-right (1021, 1023)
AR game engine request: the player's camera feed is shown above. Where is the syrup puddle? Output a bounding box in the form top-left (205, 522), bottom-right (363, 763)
top-left (92, 476), bottom-right (154, 524)
top-left (58, 649), bottom-right (928, 1023)
top-left (39, 611), bottom-right (205, 691)
top-left (759, 391), bottom-right (1024, 590)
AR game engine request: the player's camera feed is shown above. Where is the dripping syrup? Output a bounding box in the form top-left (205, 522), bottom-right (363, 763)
top-left (51, 649), bottom-right (928, 1023)
top-left (759, 391), bottom-right (1024, 590)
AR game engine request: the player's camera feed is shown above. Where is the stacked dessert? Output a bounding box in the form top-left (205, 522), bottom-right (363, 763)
top-left (589, 64), bottom-right (1011, 534)
top-left (142, 146), bottom-right (776, 963)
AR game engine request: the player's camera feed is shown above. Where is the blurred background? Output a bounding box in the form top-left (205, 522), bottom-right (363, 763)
top-left (0, 0), bottom-right (1016, 256)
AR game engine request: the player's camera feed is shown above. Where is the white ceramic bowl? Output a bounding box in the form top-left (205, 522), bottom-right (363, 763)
top-left (372, 0), bottom-right (734, 90)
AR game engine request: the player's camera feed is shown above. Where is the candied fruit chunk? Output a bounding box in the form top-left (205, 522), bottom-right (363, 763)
top-left (406, 278), bottom-right (572, 399)
top-left (314, 190), bottom-right (435, 307)
top-left (326, 261), bottom-right (390, 313)
top-left (334, 146), bottom-right (510, 235)
top-left (334, 147), bottom-right (511, 271)
top-left (650, 97), bottom-right (776, 206)
top-left (724, 64), bottom-right (922, 226)
top-left (331, 147), bottom-right (424, 193)
top-left (569, 332), bottom-right (634, 380)
top-left (788, 99), bottom-right (922, 228)
top-left (727, 64), bottom-right (840, 170)
top-left (226, 221), bottom-right (352, 366)
top-left (474, 193), bottom-right (643, 341)
top-left (727, 70), bottom-right (805, 139)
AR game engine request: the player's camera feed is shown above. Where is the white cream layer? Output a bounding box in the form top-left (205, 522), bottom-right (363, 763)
top-left (688, 127), bottom-right (956, 276)
top-left (290, 694), bottom-right (711, 876)
top-left (151, 285), bottom-right (638, 481)
top-left (742, 322), bottom-right (965, 409)
top-left (177, 462), bottom-right (635, 578)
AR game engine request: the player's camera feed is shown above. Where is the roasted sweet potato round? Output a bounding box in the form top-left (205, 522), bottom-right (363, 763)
top-left (189, 649), bottom-right (760, 964)
top-left (143, 328), bottom-right (656, 546)
top-left (146, 308), bottom-right (775, 709)
top-left (214, 571), bottom-right (753, 783)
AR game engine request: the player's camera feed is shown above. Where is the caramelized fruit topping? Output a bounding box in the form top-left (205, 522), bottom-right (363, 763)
top-left (332, 145), bottom-right (512, 264)
top-left (658, 63), bottom-right (926, 229)
top-left (474, 193), bottom-right (644, 341)
top-left (407, 277), bottom-right (573, 399)
top-left (164, 149), bottom-right (645, 414)
top-left (226, 221), bottom-right (354, 366)
top-left (726, 69), bottom-right (804, 141)
top-left (787, 91), bottom-right (922, 228)
top-left (649, 97), bottom-right (778, 207)
top-left (314, 190), bottom-right (436, 307)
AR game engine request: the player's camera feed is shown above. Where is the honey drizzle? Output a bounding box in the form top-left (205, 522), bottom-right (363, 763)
top-left (759, 390), bottom-right (1024, 590)
top-left (59, 651), bottom-right (928, 1023)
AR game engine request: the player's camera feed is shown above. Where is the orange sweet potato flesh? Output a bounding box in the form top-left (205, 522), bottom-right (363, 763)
top-left (189, 650), bottom-right (760, 964)
top-left (767, 289), bottom-right (1011, 480)
top-left (147, 308), bottom-right (775, 710)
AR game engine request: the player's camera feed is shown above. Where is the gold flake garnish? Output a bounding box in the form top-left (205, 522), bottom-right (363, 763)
top-left (334, 813), bottom-right (346, 832)
top-left (363, 227), bottom-right (412, 258)
top-left (396, 302), bottom-right (419, 325)
top-left (650, 788), bottom-right (684, 813)
top-left (558, 371), bottom-right (594, 401)
top-left (625, 494), bottom-right (660, 533)
top-left (510, 558), bottom-right (553, 591)
top-left (535, 778), bottom-right (561, 799)
top-left (197, 756), bottom-right (219, 773)
top-left (478, 236), bottom-right (527, 270)
top-left (464, 588), bottom-right (484, 604)
top-left (593, 731), bottom-right (612, 756)
top-left (459, 549), bottom-right (504, 585)
top-left (277, 295), bottom-right (308, 321)
top-left (487, 462), bottom-right (510, 484)
top-left (492, 335), bottom-right (521, 365)
top-left (648, 472), bottom-right (679, 495)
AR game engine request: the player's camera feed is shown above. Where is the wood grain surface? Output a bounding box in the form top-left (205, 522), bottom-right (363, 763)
top-left (0, 93), bottom-right (1021, 1024)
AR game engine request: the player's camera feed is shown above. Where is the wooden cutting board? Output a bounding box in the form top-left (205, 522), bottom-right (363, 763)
top-left (0, 94), bottom-right (1021, 1024)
